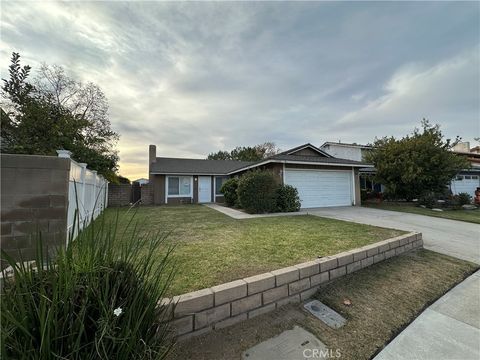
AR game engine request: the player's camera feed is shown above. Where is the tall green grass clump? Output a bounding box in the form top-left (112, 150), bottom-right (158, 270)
top-left (1, 209), bottom-right (175, 360)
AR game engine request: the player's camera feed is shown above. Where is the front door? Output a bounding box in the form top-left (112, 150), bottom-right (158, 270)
top-left (198, 176), bottom-right (212, 203)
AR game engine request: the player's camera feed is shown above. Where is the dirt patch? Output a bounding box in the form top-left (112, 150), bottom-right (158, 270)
top-left (168, 249), bottom-right (478, 360)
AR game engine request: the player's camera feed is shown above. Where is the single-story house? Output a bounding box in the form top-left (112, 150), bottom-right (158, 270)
top-left (148, 143), bottom-right (372, 208)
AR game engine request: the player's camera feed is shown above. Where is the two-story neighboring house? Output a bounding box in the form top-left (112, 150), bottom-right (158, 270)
top-left (450, 142), bottom-right (480, 197)
top-left (319, 142), bottom-right (382, 193)
top-left (320, 141), bottom-right (480, 198)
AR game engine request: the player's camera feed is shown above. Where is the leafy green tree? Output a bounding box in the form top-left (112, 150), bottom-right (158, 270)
top-left (1, 53), bottom-right (119, 181)
top-left (207, 142), bottom-right (280, 161)
top-left (365, 120), bottom-right (469, 200)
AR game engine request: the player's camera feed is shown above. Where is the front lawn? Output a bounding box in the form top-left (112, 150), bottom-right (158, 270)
top-left (98, 205), bottom-right (403, 295)
top-left (364, 202), bottom-right (480, 224)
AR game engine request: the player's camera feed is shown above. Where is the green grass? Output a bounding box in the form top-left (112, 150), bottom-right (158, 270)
top-left (364, 202), bottom-right (480, 224)
top-left (99, 205), bottom-right (404, 296)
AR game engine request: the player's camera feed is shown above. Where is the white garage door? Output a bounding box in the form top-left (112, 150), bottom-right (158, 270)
top-left (285, 169), bottom-right (353, 208)
top-left (451, 175), bottom-right (480, 197)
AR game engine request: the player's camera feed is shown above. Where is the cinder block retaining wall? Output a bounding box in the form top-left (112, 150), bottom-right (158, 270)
top-left (164, 232), bottom-right (423, 340)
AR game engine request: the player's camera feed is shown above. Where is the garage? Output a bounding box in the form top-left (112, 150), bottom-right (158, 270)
top-left (284, 169), bottom-right (353, 208)
top-left (450, 174), bottom-right (480, 197)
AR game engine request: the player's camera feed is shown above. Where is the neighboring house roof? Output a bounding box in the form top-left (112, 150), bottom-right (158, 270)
top-left (277, 143), bottom-right (333, 157)
top-left (150, 157), bottom-right (255, 175)
top-left (320, 141), bottom-right (373, 149)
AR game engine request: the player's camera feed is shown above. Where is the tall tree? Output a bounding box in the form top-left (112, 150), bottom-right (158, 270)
top-left (207, 142), bottom-right (280, 161)
top-left (1, 52), bottom-right (119, 181)
top-left (365, 120), bottom-right (469, 200)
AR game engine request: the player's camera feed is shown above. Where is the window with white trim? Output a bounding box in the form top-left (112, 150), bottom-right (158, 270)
top-left (215, 176), bottom-right (229, 195)
top-left (167, 176), bottom-right (191, 196)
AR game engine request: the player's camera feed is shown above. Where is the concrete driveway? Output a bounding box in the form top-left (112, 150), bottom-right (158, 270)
top-left (304, 206), bottom-right (480, 264)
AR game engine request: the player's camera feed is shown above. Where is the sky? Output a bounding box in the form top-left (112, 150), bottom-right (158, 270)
top-left (1, 1), bottom-right (479, 180)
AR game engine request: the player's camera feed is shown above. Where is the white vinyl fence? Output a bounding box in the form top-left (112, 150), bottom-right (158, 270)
top-left (57, 150), bottom-right (108, 243)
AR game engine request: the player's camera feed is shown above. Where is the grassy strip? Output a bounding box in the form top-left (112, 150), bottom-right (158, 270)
top-left (99, 205), bottom-right (404, 295)
top-left (308, 250), bottom-right (478, 359)
top-left (169, 249), bottom-right (478, 360)
top-left (363, 202), bottom-right (480, 224)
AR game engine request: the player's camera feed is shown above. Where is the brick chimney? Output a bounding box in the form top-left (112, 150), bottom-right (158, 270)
top-left (149, 145), bottom-right (156, 171)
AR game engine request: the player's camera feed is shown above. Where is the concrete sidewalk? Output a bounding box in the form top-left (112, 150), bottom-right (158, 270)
top-left (204, 203), bottom-right (305, 220)
top-left (374, 271), bottom-right (480, 360)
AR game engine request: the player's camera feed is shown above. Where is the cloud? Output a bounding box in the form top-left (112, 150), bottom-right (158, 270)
top-left (1, 1), bottom-right (479, 179)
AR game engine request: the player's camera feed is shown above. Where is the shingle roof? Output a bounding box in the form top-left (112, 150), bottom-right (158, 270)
top-left (267, 154), bottom-right (371, 166)
top-left (150, 157), bottom-right (254, 175)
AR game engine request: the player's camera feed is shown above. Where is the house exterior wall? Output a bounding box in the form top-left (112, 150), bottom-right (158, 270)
top-left (152, 175), bottom-right (166, 204)
top-left (321, 144), bottom-right (363, 161)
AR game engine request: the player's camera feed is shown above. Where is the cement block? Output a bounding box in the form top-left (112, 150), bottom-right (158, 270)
top-left (395, 246), bottom-right (406, 255)
top-left (300, 287), bottom-right (318, 301)
top-left (361, 256), bottom-right (374, 268)
top-left (336, 251), bottom-right (354, 266)
top-left (416, 233), bottom-right (423, 241)
top-left (310, 272), bottom-right (329, 286)
top-left (329, 266), bottom-right (346, 280)
top-left (171, 315), bottom-right (193, 335)
top-left (212, 279), bottom-right (247, 305)
top-left (404, 243), bottom-right (413, 252)
top-left (352, 249), bottom-right (367, 262)
top-left (295, 261), bottom-right (319, 278)
top-left (232, 293), bottom-right (262, 316)
top-left (288, 278), bottom-right (310, 295)
top-left (317, 256), bottom-right (337, 272)
top-left (195, 303), bottom-right (230, 329)
top-left (271, 266), bottom-right (299, 286)
top-left (276, 294), bottom-right (301, 307)
top-left (347, 260), bottom-right (362, 274)
top-left (373, 252), bottom-right (385, 264)
top-left (173, 288), bottom-right (213, 318)
top-left (157, 298), bottom-right (174, 321)
top-left (263, 285), bottom-right (288, 304)
top-left (244, 273), bottom-right (275, 295)
top-left (399, 235), bottom-right (410, 246)
top-left (385, 249), bottom-right (396, 259)
top-left (214, 313), bottom-right (247, 330)
top-left (249, 303), bottom-right (276, 319)
top-left (378, 241), bottom-right (390, 253)
top-left (366, 245), bottom-right (379, 257)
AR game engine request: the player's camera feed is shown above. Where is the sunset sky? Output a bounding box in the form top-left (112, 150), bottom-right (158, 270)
top-left (1, 1), bottom-right (479, 180)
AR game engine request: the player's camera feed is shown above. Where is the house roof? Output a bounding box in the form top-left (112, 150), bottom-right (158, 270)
top-left (277, 143), bottom-right (333, 157)
top-left (320, 141), bottom-right (373, 149)
top-left (150, 157), bottom-right (254, 175)
top-left (227, 154), bottom-right (371, 174)
top-left (150, 143), bottom-right (371, 175)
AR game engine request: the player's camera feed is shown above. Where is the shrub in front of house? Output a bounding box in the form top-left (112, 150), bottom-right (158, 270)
top-left (1, 211), bottom-right (174, 360)
top-left (220, 177), bottom-right (239, 207)
top-left (418, 192), bottom-right (436, 208)
top-left (276, 184), bottom-right (301, 212)
top-left (457, 192), bottom-right (473, 206)
top-left (237, 170), bottom-right (278, 214)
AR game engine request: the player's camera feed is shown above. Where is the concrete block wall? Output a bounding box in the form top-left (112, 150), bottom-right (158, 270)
top-left (163, 232), bottom-right (423, 340)
top-left (107, 184), bottom-right (132, 206)
top-left (140, 184), bottom-right (153, 205)
top-left (0, 154), bottom-right (70, 269)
